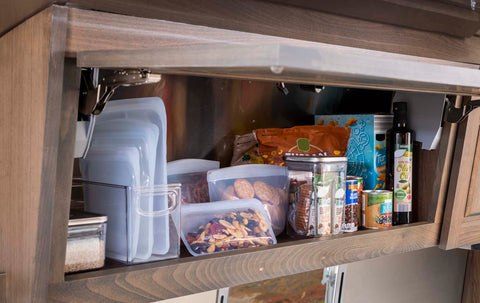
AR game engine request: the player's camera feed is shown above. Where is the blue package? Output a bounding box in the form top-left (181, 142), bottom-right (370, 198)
top-left (314, 115), bottom-right (392, 190)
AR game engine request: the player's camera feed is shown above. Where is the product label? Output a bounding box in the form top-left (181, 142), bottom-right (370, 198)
top-left (393, 144), bottom-right (413, 212)
top-left (316, 182), bottom-right (331, 236)
top-left (374, 133), bottom-right (387, 190)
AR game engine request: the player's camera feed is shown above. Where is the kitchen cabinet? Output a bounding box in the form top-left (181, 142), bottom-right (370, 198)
top-left (441, 106), bottom-right (480, 249)
top-left (2, 2), bottom-right (480, 302)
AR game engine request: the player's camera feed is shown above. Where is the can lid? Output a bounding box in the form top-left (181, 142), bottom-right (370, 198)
top-left (68, 210), bottom-right (107, 226)
top-left (284, 156), bottom-right (348, 163)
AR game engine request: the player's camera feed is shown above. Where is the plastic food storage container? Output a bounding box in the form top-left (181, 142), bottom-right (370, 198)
top-left (82, 181), bottom-right (181, 264)
top-left (207, 164), bottom-right (289, 235)
top-left (167, 159), bottom-right (220, 203)
top-left (65, 211), bottom-right (107, 273)
top-left (181, 199), bottom-right (277, 256)
top-left (285, 156), bottom-right (348, 238)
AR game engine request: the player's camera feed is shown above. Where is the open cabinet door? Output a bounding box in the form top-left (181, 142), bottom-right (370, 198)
top-left (441, 106), bottom-right (480, 249)
top-left (77, 43), bottom-right (480, 95)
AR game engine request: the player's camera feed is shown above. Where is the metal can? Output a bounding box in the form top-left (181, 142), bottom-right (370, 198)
top-left (348, 176), bottom-right (363, 228)
top-left (362, 190), bottom-right (393, 229)
top-left (343, 178), bottom-right (359, 232)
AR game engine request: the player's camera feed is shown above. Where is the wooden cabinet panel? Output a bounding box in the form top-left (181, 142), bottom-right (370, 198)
top-left (0, 5), bottom-right (68, 302)
top-left (441, 107), bottom-right (480, 249)
top-left (77, 44), bottom-right (480, 95)
top-left (262, 0), bottom-right (480, 37)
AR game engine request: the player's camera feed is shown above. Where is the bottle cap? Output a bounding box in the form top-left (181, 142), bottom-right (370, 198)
top-left (393, 102), bottom-right (407, 123)
top-left (393, 102), bottom-right (407, 113)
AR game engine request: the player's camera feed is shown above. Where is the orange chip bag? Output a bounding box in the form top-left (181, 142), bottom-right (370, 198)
top-left (255, 125), bottom-right (351, 165)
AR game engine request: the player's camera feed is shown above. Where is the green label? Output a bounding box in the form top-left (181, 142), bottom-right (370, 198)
top-left (367, 193), bottom-right (392, 207)
top-left (395, 190), bottom-right (406, 200)
top-left (296, 138), bottom-right (310, 152)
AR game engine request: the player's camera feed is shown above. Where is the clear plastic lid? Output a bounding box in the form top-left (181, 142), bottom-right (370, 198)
top-left (207, 164), bottom-right (288, 182)
top-left (167, 159), bottom-right (220, 175)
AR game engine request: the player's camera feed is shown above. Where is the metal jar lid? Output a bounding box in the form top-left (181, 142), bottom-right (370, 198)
top-left (284, 156), bottom-right (348, 163)
top-left (68, 210), bottom-right (107, 227)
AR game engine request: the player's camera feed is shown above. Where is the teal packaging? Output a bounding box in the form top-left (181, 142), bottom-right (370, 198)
top-left (314, 115), bottom-right (392, 190)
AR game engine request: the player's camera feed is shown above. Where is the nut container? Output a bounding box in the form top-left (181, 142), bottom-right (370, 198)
top-left (207, 164), bottom-right (289, 235)
top-left (181, 199), bottom-right (277, 256)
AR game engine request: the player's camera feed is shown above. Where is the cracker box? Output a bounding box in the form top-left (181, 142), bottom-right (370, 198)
top-left (314, 115), bottom-right (392, 190)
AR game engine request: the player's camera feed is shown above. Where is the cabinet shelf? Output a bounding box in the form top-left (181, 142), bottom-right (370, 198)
top-left (48, 222), bottom-right (439, 302)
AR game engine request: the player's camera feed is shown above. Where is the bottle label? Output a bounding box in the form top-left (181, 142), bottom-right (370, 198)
top-left (393, 144), bottom-right (412, 212)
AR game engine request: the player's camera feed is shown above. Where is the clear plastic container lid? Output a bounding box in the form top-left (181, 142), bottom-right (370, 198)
top-left (68, 210), bottom-right (107, 227)
top-left (167, 159), bottom-right (220, 176)
top-left (207, 164), bottom-right (288, 182)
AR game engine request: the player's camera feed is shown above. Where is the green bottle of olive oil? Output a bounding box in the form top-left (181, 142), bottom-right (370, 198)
top-left (387, 102), bottom-right (415, 225)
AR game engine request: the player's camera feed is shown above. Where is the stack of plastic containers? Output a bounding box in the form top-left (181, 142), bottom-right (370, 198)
top-left (80, 97), bottom-right (180, 264)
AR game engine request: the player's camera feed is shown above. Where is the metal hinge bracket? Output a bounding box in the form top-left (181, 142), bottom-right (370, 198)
top-left (79, 68), bottom-right (161, 116)
top-left (444, 99), bottom-right (480, 123)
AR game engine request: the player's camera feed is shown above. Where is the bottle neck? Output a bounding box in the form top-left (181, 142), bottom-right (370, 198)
top-left (393, 112), bottom-right (407, 128)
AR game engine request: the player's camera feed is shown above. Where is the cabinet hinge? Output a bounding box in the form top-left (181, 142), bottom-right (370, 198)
top-left (79, 68), bottom-right (161, 116)
top-left (443, 99), bottom-right (480, 123)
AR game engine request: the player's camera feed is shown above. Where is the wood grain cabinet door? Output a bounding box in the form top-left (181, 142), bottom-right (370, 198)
top-left (441, 107), bottom-right (480, 249)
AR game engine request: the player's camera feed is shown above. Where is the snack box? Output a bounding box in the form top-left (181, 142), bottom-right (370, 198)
top-left (207, 164), bottom-right (289, 235)
top-left (315, 115), bottom-right (392, 190)
top-left (167, 159), bottom-right (220, 204)
top-left (181, 199), bottom-right (277, 256)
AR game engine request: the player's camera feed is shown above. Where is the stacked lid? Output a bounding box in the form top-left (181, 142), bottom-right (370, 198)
top-left (79, 97), bottom-right (168, 262)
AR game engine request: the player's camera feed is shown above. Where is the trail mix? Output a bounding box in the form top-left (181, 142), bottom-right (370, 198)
top-left (185, 208), bottom-right (275, 255)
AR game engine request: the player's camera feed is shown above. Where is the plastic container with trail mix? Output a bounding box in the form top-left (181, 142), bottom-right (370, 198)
top-left (285, 156), bottom-right (347, 238)
top-left (207, 165), bottom-right (289, 236)
top-left (181, 199), bottom-right (277, 256)
top-left (167, 159), bottom-right (220, 204)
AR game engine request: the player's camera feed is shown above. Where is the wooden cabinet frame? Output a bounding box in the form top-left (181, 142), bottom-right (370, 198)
top-left (1, 4), bottom-right (480, 302)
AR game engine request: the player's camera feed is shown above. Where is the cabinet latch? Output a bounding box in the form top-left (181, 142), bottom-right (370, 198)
top-left (79, 68), bottom-right (161, 116)
top-left (444, 99), bottom-right (480, 123)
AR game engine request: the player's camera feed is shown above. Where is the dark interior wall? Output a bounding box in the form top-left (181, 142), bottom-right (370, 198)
top-left (111, 75), bottom-right (393, 166)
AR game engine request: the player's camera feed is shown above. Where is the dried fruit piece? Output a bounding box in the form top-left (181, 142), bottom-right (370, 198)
top-left (219, 220), bottom-right (235, 229)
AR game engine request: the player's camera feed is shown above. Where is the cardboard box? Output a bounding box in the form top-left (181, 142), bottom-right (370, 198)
top-left (315, 115), bottom-right (392, 190)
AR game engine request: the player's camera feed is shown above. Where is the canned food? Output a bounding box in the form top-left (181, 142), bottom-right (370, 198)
top-left (362, 190), bottom-right (392, 229)
top-left (343, 178), bottom-right (359, 232)
top-left (348, 176), bottom-right (363, 229)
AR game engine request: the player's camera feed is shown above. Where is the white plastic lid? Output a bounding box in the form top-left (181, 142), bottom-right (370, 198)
top-left (167, 159), bottom-right (220, 176)
top-left (207, 164), bottom-right (288, 182)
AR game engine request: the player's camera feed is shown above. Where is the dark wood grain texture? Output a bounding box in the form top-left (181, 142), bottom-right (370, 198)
top-left (0, 5), bottom-right (68, 302)
top-left (439, 101), bottom-right (480, 249)
top-left (48, 222), bottom-right (439, 302)
top-left (0, 0), bottom-right (54, 37)
top-left (462, 250), bottom-right (480, 303)
top-left (0, 273), bottom-right (6, 303)
top-left (65, 0), bottom-right (480, 64)
top-left (34, 5), bottom-right (69, 298)
top-left (48, 58), bottom-right (81, 283)
top-left (428, 106), bottom-right (460, 224)
top-left (263, 0), bottom-right (480, 37)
